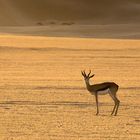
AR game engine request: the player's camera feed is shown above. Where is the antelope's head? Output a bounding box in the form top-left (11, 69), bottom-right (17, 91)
top-left (81, 70), bottom-right (95, 84)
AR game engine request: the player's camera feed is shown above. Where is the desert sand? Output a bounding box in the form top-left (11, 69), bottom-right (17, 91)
top-left (0, 35), bottom-right (140, 139)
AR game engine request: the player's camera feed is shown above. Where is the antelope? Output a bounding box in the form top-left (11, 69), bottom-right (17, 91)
top-left (81, 70), bottom-right (120, 116)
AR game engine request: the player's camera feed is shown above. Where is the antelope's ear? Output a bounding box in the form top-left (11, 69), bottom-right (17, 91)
top-left (89, 74), bottom-right (95, 78)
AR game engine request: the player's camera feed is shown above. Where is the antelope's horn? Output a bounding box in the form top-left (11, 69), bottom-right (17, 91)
top-left (88, 70), bottom-right (91, 77)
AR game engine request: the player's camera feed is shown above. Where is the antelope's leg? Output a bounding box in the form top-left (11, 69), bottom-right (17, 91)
top-left (95, 93), bottom-right (99, 115)
top-left (111, 103), bottom-right (117, 115)
top-left (114, 98), bottom-right (120, 116)
top-left (109, 91), bottom-right (117, 115)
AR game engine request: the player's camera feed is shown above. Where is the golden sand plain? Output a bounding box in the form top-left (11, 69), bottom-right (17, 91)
top-left (0, 35), bottom-right (140, 140)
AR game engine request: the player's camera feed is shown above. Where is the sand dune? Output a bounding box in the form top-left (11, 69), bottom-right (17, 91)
top-left (0, 0), bottom-right (140, 26)
top-left (0, 0), bottom-right (140, 39)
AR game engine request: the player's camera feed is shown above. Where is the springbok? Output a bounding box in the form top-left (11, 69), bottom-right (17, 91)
top-left (81, 70), bottom-right (120, 116)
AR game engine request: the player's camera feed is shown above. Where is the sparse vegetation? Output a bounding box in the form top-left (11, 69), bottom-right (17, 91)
top-left (61, 22), bottom-right (75, 25)
top-left (36, 22), bottom-right (44, 26)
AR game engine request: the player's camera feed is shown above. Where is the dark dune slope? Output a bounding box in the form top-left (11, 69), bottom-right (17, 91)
top-left (0, 0), bottom-right (140, 26)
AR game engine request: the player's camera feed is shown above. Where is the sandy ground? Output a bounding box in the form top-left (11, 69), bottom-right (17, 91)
top-left (0, 35), bottom-right (140, 139)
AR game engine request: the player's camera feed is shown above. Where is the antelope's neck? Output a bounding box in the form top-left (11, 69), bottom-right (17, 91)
top-left (85, 80), bottom-right (91, 91)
